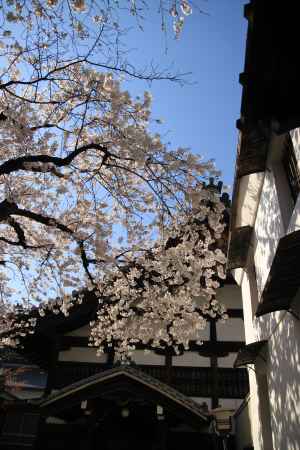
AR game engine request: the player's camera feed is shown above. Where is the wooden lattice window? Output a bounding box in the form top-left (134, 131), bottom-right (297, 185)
top-left (282, 135), bottom-right (300, 203)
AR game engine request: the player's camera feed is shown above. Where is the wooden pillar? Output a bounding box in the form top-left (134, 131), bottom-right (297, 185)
top-left (210, 320), bottom-right (219, 409)
top-left (45, 333), bottom-right (59, 395)
top-left (106, 345), bottom-right (115, 368)
top-left (165, 349), bottom-right (173, 385)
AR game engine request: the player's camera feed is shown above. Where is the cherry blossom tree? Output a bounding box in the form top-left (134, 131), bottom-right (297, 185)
top-left (0, 0), bottom-right (197, 87)
top-left (0, 0), bottom-right (229, 360)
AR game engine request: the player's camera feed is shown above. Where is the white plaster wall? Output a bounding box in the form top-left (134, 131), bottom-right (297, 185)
top-left (253, 169), bottom-right (285, 299)
top-left (240, 270), bottom-right (257, 344)
top-left (267, 313), bottom-right (300, 450)
top-left (218, 353), bottom-right (237, 368)
top-left (255, 310), bottom-right (285, 343)
top-left (58, 347), bottom-right (107, 363)
top-left (238, 245), bottom-right (300, 450)
top-left (232, 268), bottom-right (244, 287)
top-left (287, 193), bottom-right (300, 233)
top-left (231, 128), bottom-right (300, 450)
top-left (235, 172), bottom-right (265, 228)
top-left (130, 350), bottom-right (164, 366)
top-left (216, 284), bottom-right (242, 309)
top-left (172, 352), bottom-right (209, 367)
top-left (234, 264), bottom-right (273, 449)
top-left (216, 318), bottom-right (245, 341)
top-left (290, 127), bottom-right (300, 170)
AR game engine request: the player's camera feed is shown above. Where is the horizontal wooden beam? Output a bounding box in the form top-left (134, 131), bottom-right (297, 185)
top-left (235, 122), bottom-right (268, 178)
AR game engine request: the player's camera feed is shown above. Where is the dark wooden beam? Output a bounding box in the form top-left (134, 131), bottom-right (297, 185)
top-left (107, 346), bottom-right (115, 368)
top-left (256, 230), bottom-right (300, 317)
top-left (210, 320), bottom-right (219, 409)
top-left (227, 309), bottom-right (244, 319)
top-left (45, 334), bottom-right (59, 395)
top-left (197, 341), bottom-right (242, 358)
top-left (165, 350), bottom-right (173, 385)
top-left (227, 226), bottom-right (253, 270)
top-left (234, 340), bottom-right (267, 368)
top-left (235, 123), bottom-right (268, 178)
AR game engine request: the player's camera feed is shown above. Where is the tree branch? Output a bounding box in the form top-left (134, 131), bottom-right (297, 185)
top-left (0, 200), bottom-right (95, 282)
top-left (0, 143), bottom-right (109, 176)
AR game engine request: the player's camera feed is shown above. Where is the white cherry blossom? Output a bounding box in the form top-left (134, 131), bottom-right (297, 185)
top-left (0, 0), bottom-right (226, 359)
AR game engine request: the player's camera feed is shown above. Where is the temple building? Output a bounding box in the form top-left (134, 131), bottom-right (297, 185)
top-left (228, 1), bottom-right (300, 449)
top-left (0, 208), bottom-right (249, 450)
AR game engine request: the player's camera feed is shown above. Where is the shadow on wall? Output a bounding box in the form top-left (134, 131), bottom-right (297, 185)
top-left (238, 148), bottom-right (300, 449)
top-left (253, 169), bottom-right (284, 301)
top-left (252, 165), bottom-right (300, 449)
top-left (267, 313), bottom-right (300, 450)
top-left (246, 316), bottom-right (300, 450)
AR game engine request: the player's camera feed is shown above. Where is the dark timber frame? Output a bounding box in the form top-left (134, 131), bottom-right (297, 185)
top-left (256, 230), bottom-right (300, 317)
top-left (234, 341), bottom-right (268, 368)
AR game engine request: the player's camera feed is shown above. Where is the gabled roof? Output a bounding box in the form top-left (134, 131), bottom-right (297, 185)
top-left (37, 365), bottom-right (209, 426)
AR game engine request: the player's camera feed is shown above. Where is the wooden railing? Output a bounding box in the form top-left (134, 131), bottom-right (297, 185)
top-left (53, 362), bottom-right (249, 399)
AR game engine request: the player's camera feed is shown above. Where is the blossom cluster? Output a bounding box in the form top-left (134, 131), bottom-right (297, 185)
top-left (89, 189), bottom-right (228, 360)
top-left (0, 0), bottom-right (194, 41)
top-left (0, 185), bottom-right (229, 359)
top-left (0, 2), bottom-right (226, 359)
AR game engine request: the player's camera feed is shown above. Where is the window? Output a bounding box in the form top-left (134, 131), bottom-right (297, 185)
top-left (282, 134), bottom-right (300, 203)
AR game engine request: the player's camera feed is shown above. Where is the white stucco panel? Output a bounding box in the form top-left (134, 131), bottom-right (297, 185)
top-left (130, 350), bottom-right (164, 366)
top-left (287, 127), bottom-right (300, 233)
top-left (216, 284), bottom-right (242, 309)
top-left (231, 268), bottom-right (245, 287)
top-left (218, 353), bottom-right (238, 368)
top-left (287, 193), bottom-right (300, 234)
top-left (290, 127), bottom-right (300, 169)
top-left (59, 346), bottom-right (107, 363)
top-left (235, 172), bottom-right (265, 228)
top-left (240, 271), bottom-right (257, 344)
top-left (267, 313), bottom-right (300, 450)
top-left (172, 351), bottom-right (209, 367)
top-left (216, 318), bottom-right (245, 341)
top-left (254, 170), bottom-right (285, 299)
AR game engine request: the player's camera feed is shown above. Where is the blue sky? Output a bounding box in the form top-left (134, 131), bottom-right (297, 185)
top-left (122, 0), bottom-right (247, 190)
